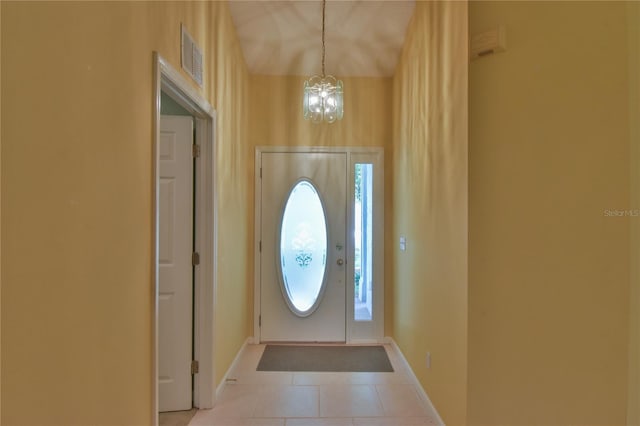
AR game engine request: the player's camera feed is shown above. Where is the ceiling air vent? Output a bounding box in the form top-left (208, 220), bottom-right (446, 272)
top-left (181, 24), bottom-right (203, 87)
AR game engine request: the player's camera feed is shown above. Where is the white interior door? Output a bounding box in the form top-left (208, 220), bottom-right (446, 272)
top-left (159, 115), bottom-right (193, 412)
top-left (260, 152), bottom-right (347, 342)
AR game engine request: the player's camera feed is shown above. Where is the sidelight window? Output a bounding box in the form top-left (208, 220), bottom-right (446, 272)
top-left (354, 163), bottom-right (373, 321)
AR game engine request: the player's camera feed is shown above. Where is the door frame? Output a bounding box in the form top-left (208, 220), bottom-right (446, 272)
top-left (152, 52), bottom-right (217, 423)
top-left (253, 146), bottom-right (384, 344)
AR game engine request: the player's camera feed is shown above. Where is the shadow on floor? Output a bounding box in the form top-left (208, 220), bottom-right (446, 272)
top-left (159, 408), bottom-right (197, 426)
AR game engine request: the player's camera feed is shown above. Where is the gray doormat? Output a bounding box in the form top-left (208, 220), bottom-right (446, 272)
top-left (256, 345), bottom-right (394, 372)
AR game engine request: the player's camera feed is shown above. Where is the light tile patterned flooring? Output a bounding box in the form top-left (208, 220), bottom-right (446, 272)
top-left (187, 344), bottom-right (441, 426)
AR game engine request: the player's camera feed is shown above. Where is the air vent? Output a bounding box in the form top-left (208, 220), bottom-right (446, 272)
top-left (470, 25), bottom-right (506, 61)
top-left (181, 24), bottom-right (203, 87)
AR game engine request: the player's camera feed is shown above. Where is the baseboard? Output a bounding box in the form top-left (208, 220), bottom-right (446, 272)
top-left (349, 338), bottom-right (382, 345)
top-left (385, 337), bottom-right (446, 426)
top-left (215, 337), bottom-right (251, 400)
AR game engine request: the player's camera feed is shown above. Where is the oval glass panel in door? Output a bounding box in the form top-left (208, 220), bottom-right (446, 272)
top-left (279, 180), bottom-right (328, 317)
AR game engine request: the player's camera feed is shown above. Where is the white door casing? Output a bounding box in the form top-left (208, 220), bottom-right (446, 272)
top-left (259, 152), bottom-right (347, 342)
top-left (153, 53), bottom-right (217, 423)
top-left (158, 115), bottom-right (193, 412)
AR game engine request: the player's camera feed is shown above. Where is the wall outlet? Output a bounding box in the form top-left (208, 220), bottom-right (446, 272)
top-left (426, 352), bottom-right (432, 369)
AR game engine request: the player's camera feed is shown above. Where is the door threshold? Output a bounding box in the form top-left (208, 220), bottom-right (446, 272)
top-left (261, 341), bottom-right (345, 344)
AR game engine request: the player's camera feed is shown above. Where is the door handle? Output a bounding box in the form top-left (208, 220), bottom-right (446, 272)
top-left (337, 258), bottom-right (344, 266)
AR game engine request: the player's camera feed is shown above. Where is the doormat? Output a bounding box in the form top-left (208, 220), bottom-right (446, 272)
top-left (256, 345), bottom-right (394, 372)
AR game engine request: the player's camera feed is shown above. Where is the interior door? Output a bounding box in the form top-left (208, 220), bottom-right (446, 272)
top-left (158, 115), bottom-right (193, 412)
top-left (260, 152), bottom-right (347, 342)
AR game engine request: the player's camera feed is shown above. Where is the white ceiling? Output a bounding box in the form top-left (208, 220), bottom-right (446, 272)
top-left (227, 1), bottom-right (415, 77)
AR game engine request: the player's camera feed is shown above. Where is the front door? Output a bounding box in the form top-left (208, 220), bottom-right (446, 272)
top-left (259, 152), bottom-right (347, 342)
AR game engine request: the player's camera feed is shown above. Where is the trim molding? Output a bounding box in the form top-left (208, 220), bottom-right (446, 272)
top-left (215, 338), bottom-right (252, 400)
top-left (385, 337), bottom-right (446, 426)
top-left (153, 52), bottom-right (217, 420)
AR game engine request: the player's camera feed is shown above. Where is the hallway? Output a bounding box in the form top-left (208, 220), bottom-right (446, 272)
top-left (2, 1), bottom-right (639, 425)
top-left (186, 344), bottom-right (440, 425)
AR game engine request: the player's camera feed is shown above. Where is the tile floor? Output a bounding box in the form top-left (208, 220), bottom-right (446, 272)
top-left (188, 344), bottom-right (441, 426)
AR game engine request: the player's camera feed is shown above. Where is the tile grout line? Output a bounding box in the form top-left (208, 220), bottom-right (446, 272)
top-left (199, 343), bottom-right (437, 425)
top-left (372, 382), bottom-right (388, 417)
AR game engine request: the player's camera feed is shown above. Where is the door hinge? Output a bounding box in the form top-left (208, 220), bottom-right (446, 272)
top-left (260, 167), bottom-right (262, 178)
top-left (192, 144), bottom-right (201, 158)
top-left (192, 252), bottom-right (200, 266)
top-left (259, 241), bottom-right (262, 252)
top-left (191, 360), bottom-right (199, 375)
top-left (259, 315), bottom-right (261, 327)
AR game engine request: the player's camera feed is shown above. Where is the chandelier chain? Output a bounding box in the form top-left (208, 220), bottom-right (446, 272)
top-left (302, 0), bottom-right (342, 123)
top-left (321, 0), bottom-right (326, 76)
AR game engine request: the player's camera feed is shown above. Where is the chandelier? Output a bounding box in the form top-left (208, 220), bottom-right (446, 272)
top-left (303, 0), bottom-right (344, 124)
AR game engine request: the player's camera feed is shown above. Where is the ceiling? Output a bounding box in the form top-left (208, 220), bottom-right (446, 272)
top-left (227, 1), bottom-right (415, 77)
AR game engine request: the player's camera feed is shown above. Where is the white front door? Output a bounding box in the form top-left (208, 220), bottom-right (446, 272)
top-left (158, 115), bottom-right (193, 412)
top-left (260, 152), bottom-right (347, 342)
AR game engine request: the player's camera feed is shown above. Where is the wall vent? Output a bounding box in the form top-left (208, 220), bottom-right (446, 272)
top-left (181, 24), bottom-right (204, 87)
top-left (470, 25), bottom-right (506, 61)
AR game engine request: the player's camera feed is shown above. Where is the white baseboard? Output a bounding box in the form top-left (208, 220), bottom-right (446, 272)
top-left (385, 337), bottom-right (446, 426)
top-left (215, 337), bottom-right (251, 400)
top-left (349, 338), bottom-right (381, 344)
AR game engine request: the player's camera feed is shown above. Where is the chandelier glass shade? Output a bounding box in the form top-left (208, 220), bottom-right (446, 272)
top-left (302, 0), bottom-right (344, 124)
top-left (303, 75), bottom-right (343, 124)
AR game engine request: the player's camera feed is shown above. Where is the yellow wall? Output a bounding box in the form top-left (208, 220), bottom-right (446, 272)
top-left (628, 1), bottom-right (640, 424)
top-left (248, 74), bottom-right (393, 333)
top-left (208, 2), bottom-right (253, 389)
top-left (1, 1), bottom-right (250, 424)
top-left (249, 75), bottom-right (392, 148)
top-left (468, 2), bottom-right (631, 424)
top-left (391, 2), bottom-right (468, 424)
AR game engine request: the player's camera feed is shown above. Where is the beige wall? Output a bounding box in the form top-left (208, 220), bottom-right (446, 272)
top-left (249, 75), bottom-right (392, 148)
top-left (468, 2), bottom-right (631, 424)
top-left (247, 74), bottom-right (393, 334)
top-left (628, 1), bottom-right (640, 424)
top-left (208, 2), bottom-right (252, 388)
top-left (1, 1), bottom-right (250, 424)
top-left (391, 2), bottom-right (468, 424)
